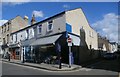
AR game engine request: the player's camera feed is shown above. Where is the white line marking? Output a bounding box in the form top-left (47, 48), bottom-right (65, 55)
top-left (79, 68), bottom-right (92, 71)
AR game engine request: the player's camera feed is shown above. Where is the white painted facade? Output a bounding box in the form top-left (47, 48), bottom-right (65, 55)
top-left (10, 8), bottom-right (98, 51)
top-left (0, 27), bottom-right (3, 55)
top-left (109, 42), bottom-right (118, 53)
top-left (10, 27), bottom-right (35, 45)
top-left (66, 8), bottom-right (98, 50)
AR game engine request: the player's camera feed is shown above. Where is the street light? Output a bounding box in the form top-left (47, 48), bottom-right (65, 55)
top-left (22, 47), bottom-right (25, 63)
top-left (56, 42), bottom-right (62, 69)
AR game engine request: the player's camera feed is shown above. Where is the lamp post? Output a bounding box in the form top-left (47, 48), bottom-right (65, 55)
top-left (56, 42), bottom-right (62, 69)
top-left (7, 44), bottom-right (10, 61)
top-left (67, 35), bottom-right (72, 68)
top-left (22, 47), bottom-right (25, 63)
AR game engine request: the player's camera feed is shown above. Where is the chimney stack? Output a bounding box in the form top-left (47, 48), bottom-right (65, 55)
top-left (31, 14), bottom-right (36, 25)
top-left (24, 16), bottom-right (29, 24)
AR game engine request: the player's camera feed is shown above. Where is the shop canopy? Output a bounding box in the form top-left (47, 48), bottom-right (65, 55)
top-left (9, 44), bottom-right (20, 48)
top-left (30, 34), bottom-right (62, 46)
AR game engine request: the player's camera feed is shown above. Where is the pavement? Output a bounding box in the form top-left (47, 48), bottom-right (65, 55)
top-left (2, 60), bottom-right (118, 76)
top-left (1, 59), bottom-right (81, 71)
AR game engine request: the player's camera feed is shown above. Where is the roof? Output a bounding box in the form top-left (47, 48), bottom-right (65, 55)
top-left (11, 11), bottom-right (65, 35)
top-left (10, 7), bottom-right (97, 36)
top-left (1, 15), bottom-right (22, 26)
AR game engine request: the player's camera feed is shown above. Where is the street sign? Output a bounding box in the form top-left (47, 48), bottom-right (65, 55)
top-left (67, 36), bottom-right (72, 68)
top-left (67, 37), bottom-right (72, 46)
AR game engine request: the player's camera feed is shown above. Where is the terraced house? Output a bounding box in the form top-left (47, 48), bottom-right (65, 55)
top-left (10, 8), bottom-right (99, 64)
top-left (1, 16), bottom-right (28, 59)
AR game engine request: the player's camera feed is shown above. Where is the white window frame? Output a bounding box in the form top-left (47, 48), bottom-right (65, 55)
top-left (25, 30), bottom-right (29, 40)
top-left (47, 20), bottom-right (53, 32)
top-left (37, 24), bottom-right (42, 34)
top-left (29, 28), bottom-right (34, 39)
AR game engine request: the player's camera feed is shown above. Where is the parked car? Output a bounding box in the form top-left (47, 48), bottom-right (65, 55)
top-left (103, 53), bottom-right (116, 60)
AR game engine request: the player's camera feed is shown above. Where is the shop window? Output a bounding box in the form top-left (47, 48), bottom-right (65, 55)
top-left (16, 51), bottom-right (19, 55)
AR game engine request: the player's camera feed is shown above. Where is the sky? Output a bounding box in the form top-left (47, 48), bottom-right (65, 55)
top-left (0, 2), bottom-right (119, 42)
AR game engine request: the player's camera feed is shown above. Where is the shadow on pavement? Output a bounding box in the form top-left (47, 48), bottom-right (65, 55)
top-left (81, 58), bottom-right (120, 72)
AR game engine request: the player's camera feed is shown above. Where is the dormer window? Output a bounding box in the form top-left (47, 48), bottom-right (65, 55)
top-left (47, 20), bottom-right (53, 32)
top-left (37, 25), bottom-right (42, 34)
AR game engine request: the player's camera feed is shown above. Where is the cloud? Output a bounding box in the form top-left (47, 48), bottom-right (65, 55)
top-left (92, 13), bottom-right (118, 42)
top-left (2, 0), bottom-right (31, 5)
top-left (0, 20), bottom-right (8, 26)
top-left (32, 10), bottom-right (44, 18)
top-left (63, 4), bottom-right (70, 10)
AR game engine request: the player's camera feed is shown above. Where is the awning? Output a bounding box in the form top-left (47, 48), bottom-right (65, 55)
top-left (21, 38), bottom-right (35, 46)
top-left (9, 44), bottom-right (20, 48)
top-left (30, 34), bottom-right (62, 46)
top-left (1, 44), bottom-right (8, 48)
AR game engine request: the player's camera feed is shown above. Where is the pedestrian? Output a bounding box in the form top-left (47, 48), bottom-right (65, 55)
top-left (8, 52), bottom-right (10, 61)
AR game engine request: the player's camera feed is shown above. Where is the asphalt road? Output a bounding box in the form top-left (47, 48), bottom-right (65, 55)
top-left (1, 59), bottom-right (119, 77)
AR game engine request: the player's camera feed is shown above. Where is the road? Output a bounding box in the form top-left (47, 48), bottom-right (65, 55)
top-left (1, 59), bottom-right (119, 77)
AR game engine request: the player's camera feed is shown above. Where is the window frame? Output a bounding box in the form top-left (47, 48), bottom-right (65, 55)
top-left (37, 24), bottom-right (42, 34)
top-left (4, 25), bottom-right (6, 33)
top-left (7, 25), bottom-right (9, 31)
top-left (26, 29), bottom-right (29, 40)
top-left (47, 20), bottom-right (53, 32)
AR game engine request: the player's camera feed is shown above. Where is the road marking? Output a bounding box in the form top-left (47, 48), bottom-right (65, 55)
top-left (79, 68), bottom-right (92, 71)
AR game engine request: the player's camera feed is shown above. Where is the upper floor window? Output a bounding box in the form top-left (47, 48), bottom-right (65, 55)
top-left (4, 25), bottom-right (6, 33)
top-left (47, 20), bottom-right (53, 32)
top-left (8, 21), bottom-right (11, 25)
top-left (7, 34), bottom-right (9, 44)
top-left (29, 28), bottom-right (34, 39)
top-left (15, 34), bottom-right (17, 43)
top-left (7, 25), bottom-right (9, 31)
top-left (2, 26), bottom-right (3, 33)
top-left (11, 35), bottom-right (13, 41)
top-left (37, 25), bottom-right (42, 34)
